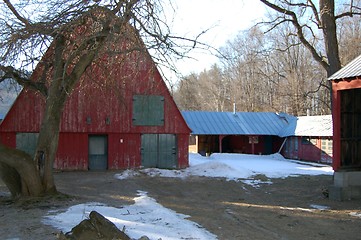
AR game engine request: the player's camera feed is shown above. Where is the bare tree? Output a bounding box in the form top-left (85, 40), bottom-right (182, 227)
top-left (174, 1), bottom-right (361, 115)
top-left (173, 73), bottom-right (202, 111)
top-left (266, 23), bottom-right (330, 115)
top-left (0, 0), bottom-right (201, 199)
top-left (220, 27), bottom-right (273, 112)
top-left (259, 0), bottom-right (361, 77)
top-left (337, 9), bottom-right (361, 63)
top-left (197, 65), bottom-right (229, 111)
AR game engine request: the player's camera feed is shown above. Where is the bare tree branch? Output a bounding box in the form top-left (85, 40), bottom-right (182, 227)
top-left (3, 0), bottom-right (31, 27)
top-left (0, 65), bottom-right (47, 96)
top-left (259, 0), bottom-right (330, 72)
top-left (307, 0), bottom-right (322, 27)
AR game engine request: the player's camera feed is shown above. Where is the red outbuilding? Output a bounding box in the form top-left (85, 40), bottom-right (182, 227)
top-left (281, 115), bottom-right (333, 164)
top-left (0, 15), bottom-right (190, 171)
top-left (329, 54), bottom-right (361, 200)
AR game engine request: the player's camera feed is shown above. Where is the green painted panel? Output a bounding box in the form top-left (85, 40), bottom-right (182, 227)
top-left (16, 133), bottom-right (39, 157)
top-left (89, 135), bottom-right (108, 170)
top-left (133, 95), bottom-right (164, 126)
top-left (141, 134), bottom-right (177, 169)
top-left (158, 134), bottom-right (177, 169)
top-left (141, 134), bottom-right (158, 168)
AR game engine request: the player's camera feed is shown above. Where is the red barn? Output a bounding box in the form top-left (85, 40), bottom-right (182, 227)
top-left (0, 20), bottom-right (190, 171)
top-left (281, 115), bottom-right (333, 164)
top-left (329, 54), bottom-right (361, 200)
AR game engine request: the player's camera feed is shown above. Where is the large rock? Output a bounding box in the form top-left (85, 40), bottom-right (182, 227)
top-left (58, 211), bottom-right (131, 240)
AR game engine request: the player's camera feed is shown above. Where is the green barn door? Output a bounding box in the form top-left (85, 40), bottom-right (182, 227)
top-left (88, 135), bottom-right (108, 170)
top-left (141, 134), bottom-right (177, 169)
top-left (158, 134), bottom-right (177, 168)
top-left (141, 134), bottom-right (158, 168)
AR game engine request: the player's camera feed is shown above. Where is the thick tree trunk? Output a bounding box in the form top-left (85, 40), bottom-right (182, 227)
top-left (33, 35), bottom-right (68, 194)
top-left (0, 162), bottom-right (22, 198)
top-left (34, 95), bottom-right (65, 193)
top-left (320, 0), bottom-right (342, 76)
top-left (0, 144), bottom-right (44, 197)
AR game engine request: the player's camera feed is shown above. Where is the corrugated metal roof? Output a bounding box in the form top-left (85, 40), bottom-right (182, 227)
top-left (328, 54), bottom-right (361, 80)
top-left (182, 111), bottom-right (332, 137)
top-left (181, 111), bottom-right (295, 136)
top-left (279, 115), bottom-right (332, 137)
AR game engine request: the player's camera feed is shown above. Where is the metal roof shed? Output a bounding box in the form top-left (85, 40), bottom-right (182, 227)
top-left (182, 111), bottom-right (294, 155)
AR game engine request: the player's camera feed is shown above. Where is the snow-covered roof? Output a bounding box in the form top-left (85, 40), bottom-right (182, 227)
top-left (328, 54), bottom-right (361, 80)
top-left (182, 111), bottom-right (295, 136)
top-left (182, 111), bottom-right (333, 137)
top-left (279, 115), bottom-right (332, 137)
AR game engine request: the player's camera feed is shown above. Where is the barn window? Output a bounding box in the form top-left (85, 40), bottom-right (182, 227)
top-left (321, 138), bottom-right (332, 156)
top-left (132, 95), bottom-right (164, 126)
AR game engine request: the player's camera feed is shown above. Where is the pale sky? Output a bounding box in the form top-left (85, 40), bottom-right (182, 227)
top-left (167, 0), bottom-right (267, 79)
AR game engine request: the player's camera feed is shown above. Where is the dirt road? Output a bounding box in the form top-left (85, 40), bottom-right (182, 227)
top-left (1, 172), bottom-right (361, 239)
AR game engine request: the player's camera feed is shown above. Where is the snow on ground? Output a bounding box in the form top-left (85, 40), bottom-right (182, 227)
top-left (350, 212), bottom-right (361, 218)
top-left (44, 153), bottom-right (334, 240)
top-left (43, 191), bottom-right (217, 240)
top-left (310, 204), bottom-right (331, 210)
top-left (115, 153), bottom-right (333, 184)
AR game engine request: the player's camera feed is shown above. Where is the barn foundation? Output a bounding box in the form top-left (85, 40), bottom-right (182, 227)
top-left (329, 171), bottom-right (361, 201)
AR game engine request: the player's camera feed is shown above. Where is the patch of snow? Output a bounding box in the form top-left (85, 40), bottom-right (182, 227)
top-left (43, 191), bottom-right (217, 240)
top-left (280, 206), bottom-right (315, 213)
top-left (115, 153), bottom-right (333, 185)
top-left (350, 212), bottom-right (361, 218)
top-left (140, 168), bottom-right (187, 179)
top-left (241, 179), bottom-right (273, 189)
top-left (310, 204), bottom-right (330, 210)
top-left (114, 169), bottom-right (140, 180)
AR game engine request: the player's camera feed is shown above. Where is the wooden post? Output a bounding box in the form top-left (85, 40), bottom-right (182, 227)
top-left (219, 135), bottom-right (225, 153)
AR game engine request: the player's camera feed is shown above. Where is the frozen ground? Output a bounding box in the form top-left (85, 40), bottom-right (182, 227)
top-left (44, 190), bottom-right (217, 240)
top-left (43, 153), bottom-right (336, 239)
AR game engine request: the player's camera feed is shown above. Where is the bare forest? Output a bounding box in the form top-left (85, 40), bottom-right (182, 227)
top-left (173, 2), bottom-right (361, 116)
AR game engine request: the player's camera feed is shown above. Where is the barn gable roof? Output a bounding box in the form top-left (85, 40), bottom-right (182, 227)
top-left (328, 54), bottom-right (361, 80)
top-left (0, 9), bottom-right (190, 135)
top-left (279, 115), bottom-right (332, 137)
top-left (181, 111), bottom-right (295, 136)
top-left (182, 111), bottom-right (332, 137)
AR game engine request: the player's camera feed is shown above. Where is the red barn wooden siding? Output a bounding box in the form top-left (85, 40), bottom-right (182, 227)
top-left (0, 30), bottom-right (190, 170)
top-left (225, 135), bottom-right (266, 154)
top-left (55, 133), bottom-right (88, 170)
top-left (0, 132), bottom-right (16, 148)
top-left (0, 90), bottom-right (45, 132)
top-left (107, 133), bottom-right (141, 170)
top-left (282, 136), bottom-right (332, 164)
top-left (177, 133), bottom-right (190, 168)
top-left (331, 78), bottom-right (361, 170)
